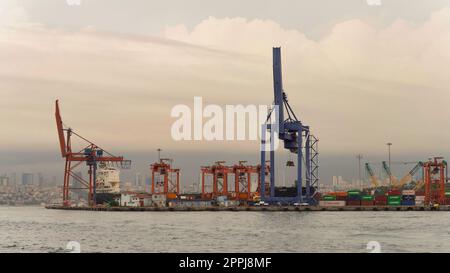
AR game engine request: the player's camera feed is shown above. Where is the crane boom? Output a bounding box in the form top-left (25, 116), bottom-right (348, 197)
top-left (273, 47), bottom-right (284, 134)
top-left (382, 161), bottom-right (398, 185)
top-left (396, 162), bottom-right (423, 188)
top-left (365, 163), bottom-right (380, 187)
top-left (55, 100), bottom-right (67, 157)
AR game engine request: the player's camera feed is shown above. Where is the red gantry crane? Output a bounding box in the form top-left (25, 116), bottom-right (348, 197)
top-left (55, 100), bottom-right (131, 206)
top-left (424, 157), bottom-right (447, 205)
top-left (151, 157), bottom-right (180, 199)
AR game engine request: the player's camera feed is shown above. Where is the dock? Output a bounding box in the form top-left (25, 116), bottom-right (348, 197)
top-left (45, 205), bottom-right (450, 212)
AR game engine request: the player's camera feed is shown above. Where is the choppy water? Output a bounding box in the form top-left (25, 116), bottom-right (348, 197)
top-left (0, 206), bottom-right (449, 253)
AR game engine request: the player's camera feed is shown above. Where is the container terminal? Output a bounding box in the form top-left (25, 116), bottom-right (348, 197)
top-left (47, 47), bottom-right (450, 212)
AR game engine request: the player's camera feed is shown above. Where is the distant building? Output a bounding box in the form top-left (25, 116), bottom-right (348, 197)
top-left (11, 173), bottom-right (17, 185)
top-left (0, 175), bottom-right (9, 186)
top-left (38, 173), bottom-right (45, 187)
top-left (22, 173), bottom-right (34, 186)
top-left (135, 173), bottom-right (141, 187)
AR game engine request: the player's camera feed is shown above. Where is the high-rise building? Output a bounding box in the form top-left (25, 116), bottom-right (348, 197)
top-left (135, 173), bottom-right (142, 187)
top-left (22, 173), bottom-right (34, 186)
top-left (0, 175), bottom-right (9, 186)
top-left (38, 173), bottom-right (45, 187)
top-left (11, 173), bottom-right (17, 185)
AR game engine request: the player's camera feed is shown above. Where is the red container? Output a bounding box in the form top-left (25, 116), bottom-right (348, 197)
top-left (361, 200), bottom-right (374, 206)
top-left (374, 200), bottom-right (387, 206)
top-left (375, 195), bottom-right (387, 202)
top-left (346, 200), bottom-right (361, 206)
top-left (445, 196), bottom-right (450, 205)
top-left (336, 196), bottom-right (347, 201)
top-left (416, 190), bottom-right (425, 196)
top-left (388, 190), bottom-right (401, 195)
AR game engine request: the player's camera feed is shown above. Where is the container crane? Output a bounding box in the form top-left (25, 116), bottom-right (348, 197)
top-left (382, 161), bottom-right (398, 186)
top-left (394, 162), bottom-right (423, 189)
top-left (55, 100), bottom-right (131, 206)
top-left (424, 157), bottom-right (447, 205)
top-left (260, 47), bottom-right (319, 204)
top-left (365, 163), bottom-right (380, 188)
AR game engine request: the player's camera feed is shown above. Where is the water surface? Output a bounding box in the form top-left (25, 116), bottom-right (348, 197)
top-left (0, 206), bottom-right (448, 253)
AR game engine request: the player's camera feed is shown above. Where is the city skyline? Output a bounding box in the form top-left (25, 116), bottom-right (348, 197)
top-left (1, 0), bottom-right (450, 186)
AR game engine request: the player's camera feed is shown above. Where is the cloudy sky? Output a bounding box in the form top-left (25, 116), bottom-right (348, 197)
top-left (1, 0), bottom-right (450, 186)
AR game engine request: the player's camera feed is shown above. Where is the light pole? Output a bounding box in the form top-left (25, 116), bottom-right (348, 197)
top-left (157, 148), bottom-right (162, 162)
top-left (386, 143), bottom-right (392, 186)
top-left (357, 154), bottom-right (363, 189)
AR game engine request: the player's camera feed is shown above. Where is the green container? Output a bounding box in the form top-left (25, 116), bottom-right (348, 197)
top-left (347, 190), bottom-right (361, 196)
top-left (388, 200), bottom-right (401, 206)
top-left (445, 191), bottom-right (450, 196)
top-left (323, 195), bottom-right (336, 201)
top-left (361, 195), bottom-right (374, 201)
top-left (388, 195), bottom-right (401, 201)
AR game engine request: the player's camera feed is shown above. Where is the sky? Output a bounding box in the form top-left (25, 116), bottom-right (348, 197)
top-left (1, 0), bottom-right (450, 186)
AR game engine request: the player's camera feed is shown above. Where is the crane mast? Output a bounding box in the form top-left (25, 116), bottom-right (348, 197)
top-left (260, 47), bottom-right (319, 204)
top-left (55, 100), bottom-right (131, 206)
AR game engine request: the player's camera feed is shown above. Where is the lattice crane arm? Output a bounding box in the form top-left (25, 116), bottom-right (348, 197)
top-left (55, 100), bottom-right (67, 157)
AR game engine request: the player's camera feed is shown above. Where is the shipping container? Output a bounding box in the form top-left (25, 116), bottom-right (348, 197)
top-left (328, 191), bottom-right (348, 197)
top-left (388, 200), bottom-right (401, 206)
top-left (238, 193), bottom-right (249, 199)
top-left (322, 195), bottom-right (337, 201)
top-left (361, 200), bottom-right (374, 206)
top-left (319, 201), bottom-right (346, 207)
top-left (415, 196), bottom-right (425, 201)
top-left (361, 195), bottom-right (374, 201)
top-left (374, 200), bottom-right (387, 206)
top-left (347, 190), bottom-right (361, 196)
top-left (401, 200), bottom-right (415, 206)
top-left (166, 193), bottom-right (177, 199)
top-left (375, 195), bottom-right (387, 201)
top-left (346, 200), bottom-right (361, 206)
top-left (402, 190), bottom-right (415, 196)
top-left (402, 195), bottom-right (415, 201)
top-left (336, 196), bottom-right (347, 201)
top-left (415, 200), bottom-right (424, 206)
top-left (347, 195), bottom-right (362, 201)
top-left (388, 190), bottom-right (402, 196)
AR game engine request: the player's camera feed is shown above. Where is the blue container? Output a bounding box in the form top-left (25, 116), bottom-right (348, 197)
top-left (347, 195), bottom-right (361, 201)
top-left (402, 195), bottom-right (415, 201)
top-left (401, 200), bottom-right (415, 206)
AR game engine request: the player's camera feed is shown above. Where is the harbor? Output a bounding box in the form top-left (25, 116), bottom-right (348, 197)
top-left (46, 204), bottom-right (450, 212)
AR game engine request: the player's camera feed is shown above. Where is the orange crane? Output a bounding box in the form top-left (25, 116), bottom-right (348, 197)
top-left (393, 162), bottom-right (423, 189)
top-left (55, 100), bottom-right (131, 206)
top-left (382, 161), bottom-right (399, 186)
top-left (151, 157), bottom-right (180, 199)
top-left (424, 157), bottom-right (447, 205)
top-left (365, 163), bottom-right (380, 188)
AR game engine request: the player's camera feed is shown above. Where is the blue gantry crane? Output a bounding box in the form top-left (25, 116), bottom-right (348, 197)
top-left (260, 47), bottom-right (319, 204)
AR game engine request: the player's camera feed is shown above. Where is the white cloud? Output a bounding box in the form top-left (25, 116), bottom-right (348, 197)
top-left (163, 9), bottom-right (450, 155)
top-left (1, 7), bottom-right (450, 157)
top-left (0, 1), bottom-right (29, 27)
